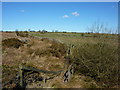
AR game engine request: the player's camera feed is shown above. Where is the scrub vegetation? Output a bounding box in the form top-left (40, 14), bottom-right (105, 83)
top-left (1, 29), bottom-right (118, 88)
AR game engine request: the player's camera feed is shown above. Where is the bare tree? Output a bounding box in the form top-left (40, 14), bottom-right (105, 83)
top-left (88, 21), bottom-right (107, 34)
top-left (115, 29), bottom-right (118, 34)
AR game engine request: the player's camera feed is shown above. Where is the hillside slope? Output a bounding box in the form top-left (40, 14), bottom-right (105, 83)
top-left (2, 32), bottom-right (99, 88)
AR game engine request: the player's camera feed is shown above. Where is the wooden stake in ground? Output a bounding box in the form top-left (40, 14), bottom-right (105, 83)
top-left (19, 65), bottom-right (23, 87)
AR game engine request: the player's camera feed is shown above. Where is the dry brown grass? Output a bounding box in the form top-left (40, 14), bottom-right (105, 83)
top-left (2, 32), bottom-right (67, 88)
top-left (2, 38), bottom-right (24, 49)
top-left (3, 32), bottom-right (117, 88)
top-left (24, 56), bottom-right (64, 71)
top-left (43, 73), bottom-right (98, 88)
top-left (2, 32), bottom-right (17, 40)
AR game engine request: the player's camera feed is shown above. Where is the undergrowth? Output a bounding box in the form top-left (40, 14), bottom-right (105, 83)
top-left (70, 41), bottom-right (118, 87)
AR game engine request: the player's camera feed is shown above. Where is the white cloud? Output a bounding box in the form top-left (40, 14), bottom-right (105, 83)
top-left (20, 10), bottom-right (25, 12)
top-left (62, 15), bottom-right (69, 18)
top-left (71, 11), bottom-right (80, 16)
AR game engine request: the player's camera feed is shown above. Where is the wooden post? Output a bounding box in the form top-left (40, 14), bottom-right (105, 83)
top-left (63, 64), bottom-right (74, 83)
top-left (43, 77), bottom-right (47, 88)
top-left (63, 70), bottom-right (69, 83)
top-left (67, 65), bottom-right (73, 82)
top-left (70, 65), bottom-right (74, 78)
top-left (68, 70), bottom-right (71, 82)
top-left (19, 65), bottom-right (23, 87)
top-left (18, 65), bottom-right (63, 87)
top-left (43, 78), bottom-right (46, 86)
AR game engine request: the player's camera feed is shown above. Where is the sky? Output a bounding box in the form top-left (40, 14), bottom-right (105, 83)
top-left (2, 2), bottom-right (118, 32)
top-left (1, 0), bottom-right (120, 2)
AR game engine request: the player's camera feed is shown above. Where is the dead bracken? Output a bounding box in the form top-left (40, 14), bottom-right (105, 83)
top-left (2, 38), bottom-right (25, 49)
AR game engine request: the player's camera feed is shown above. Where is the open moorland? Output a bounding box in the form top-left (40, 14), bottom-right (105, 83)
top-left (2, 31), bottom-right (119, 88)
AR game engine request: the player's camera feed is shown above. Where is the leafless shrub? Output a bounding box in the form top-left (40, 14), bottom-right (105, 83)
top-left (71, 42), bottom-right (118, 87)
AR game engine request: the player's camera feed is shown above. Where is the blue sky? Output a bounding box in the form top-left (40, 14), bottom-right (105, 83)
top-left (2, 2), bottom-right (118, 32)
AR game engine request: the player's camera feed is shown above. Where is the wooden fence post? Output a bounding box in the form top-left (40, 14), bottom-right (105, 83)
top-left (19, 65), bottom-right (23, 87)
top-left (63, 64), bottom-right (74, 83)
top-left (43, 77), bottom-right (47, 88)
top-left (18, 65), bottom-right (64, 87)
